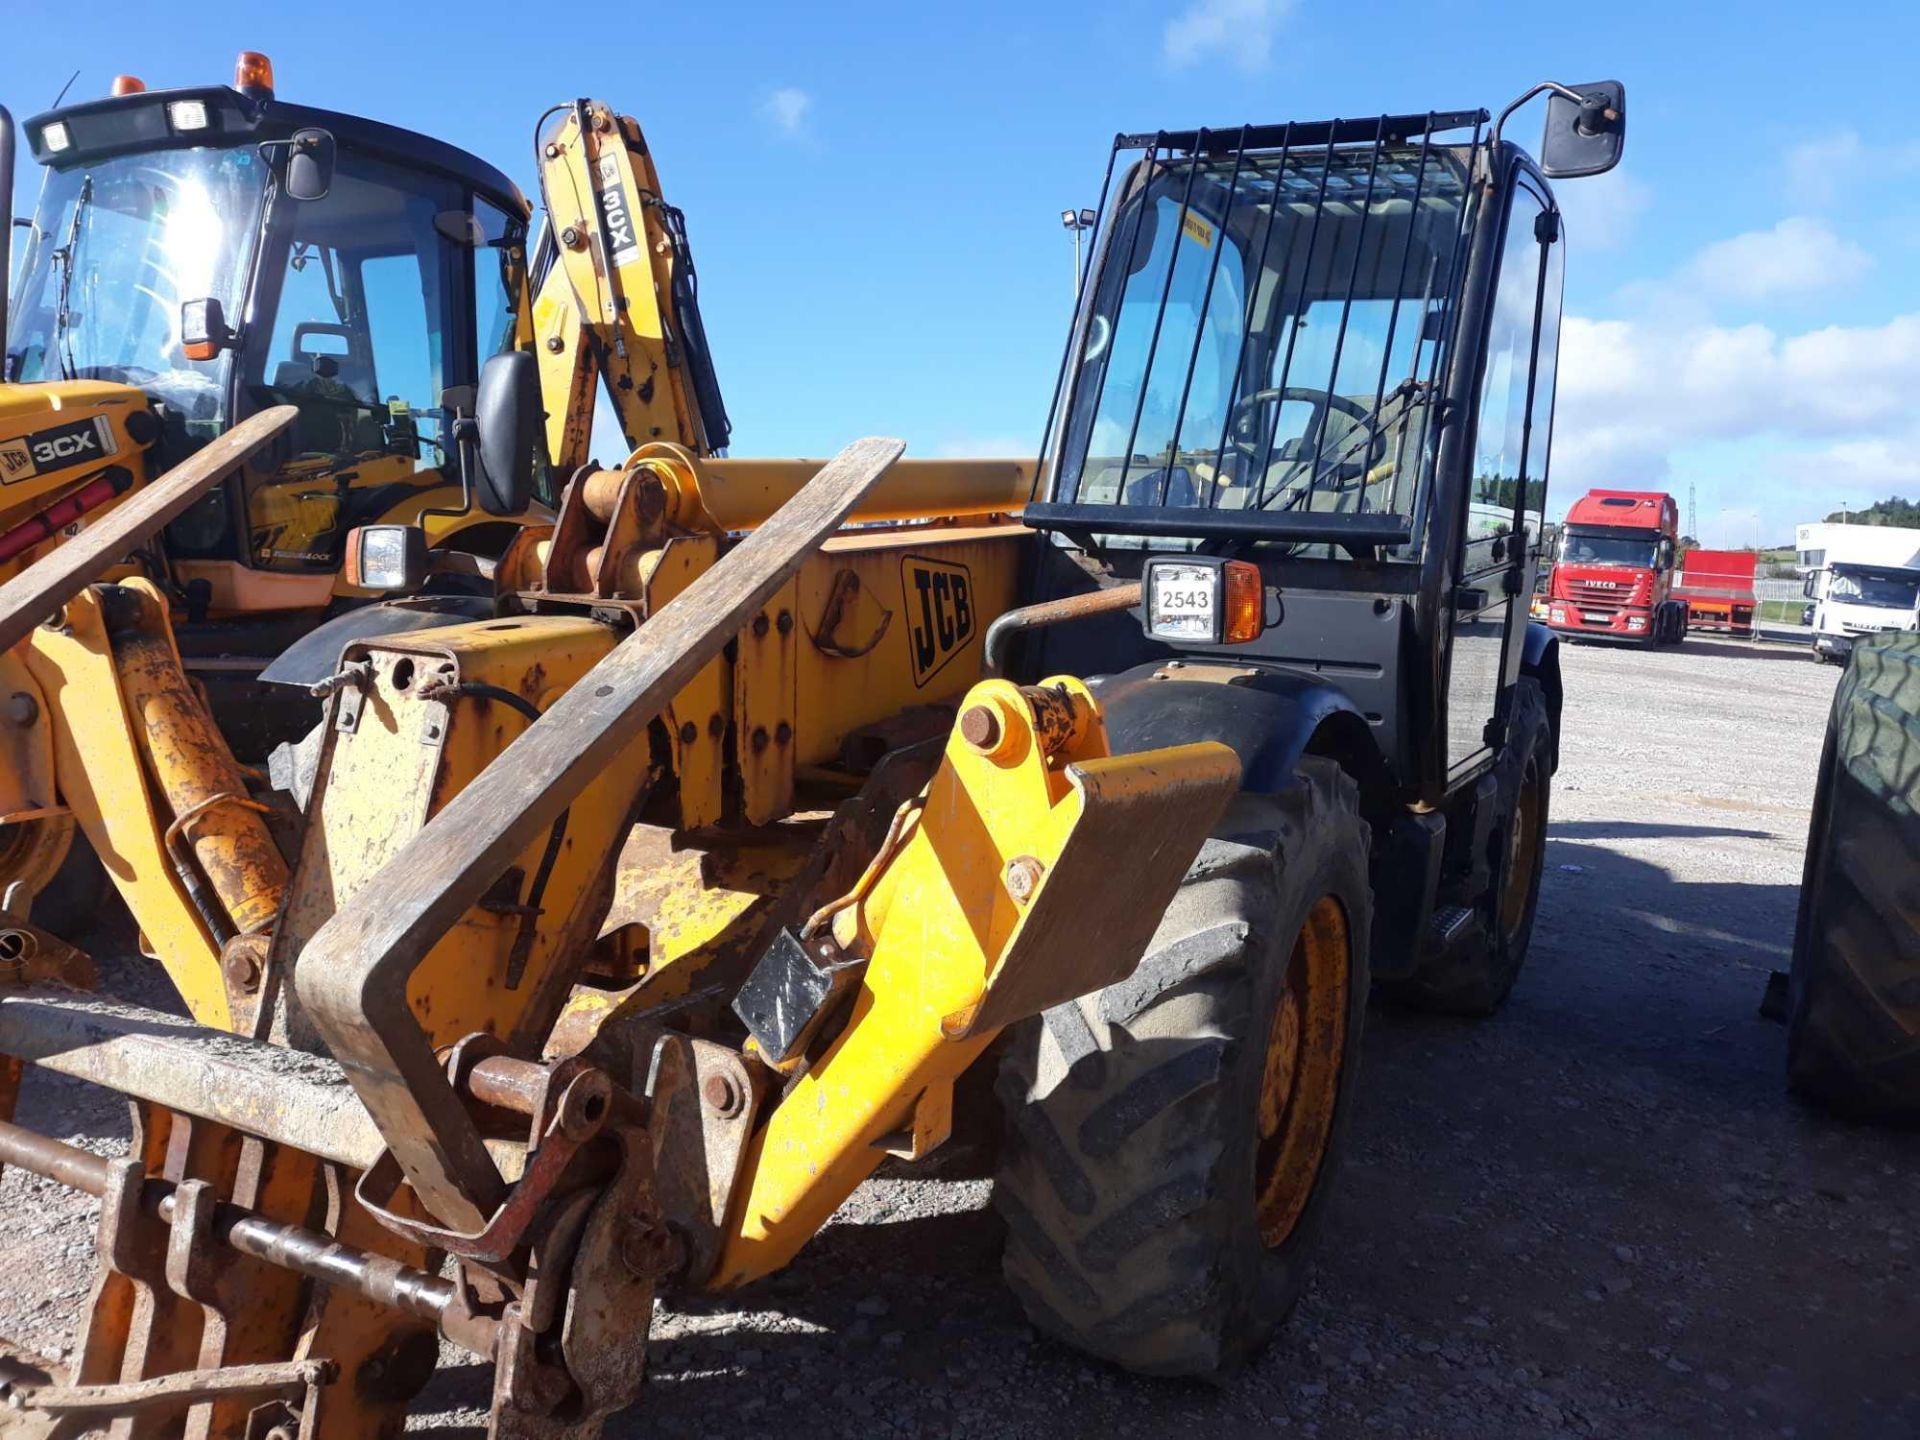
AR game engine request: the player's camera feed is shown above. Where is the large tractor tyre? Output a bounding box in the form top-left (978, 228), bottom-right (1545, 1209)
top-left (0, 817), bottom-right (107, 941)
top-left (992, 759), bottom-right (1371, 1380)
top-left (1786, 641), bottom-right (1920, 1120)
top-left (1379, 678), bottom-right (1552, 1016)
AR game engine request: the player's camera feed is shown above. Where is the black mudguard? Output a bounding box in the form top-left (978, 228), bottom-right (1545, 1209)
top-left (258, 595), bottom-right (497, 689)
top-left (1518, 620), bottom-right (1563, 773)
top-left (1089, 660), bottom-right (1391, 796)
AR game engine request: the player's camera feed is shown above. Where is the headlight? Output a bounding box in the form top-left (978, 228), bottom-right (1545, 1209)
top-left (343, 524), bottom-right (427, 592)
top-left (1143, 558), bottom-right (1270, 645)
top-left (168, 99), bottom-right (210, 132)
top-left (39, 121), bottom-right (71, 154)
top-left (1626, 616), bottom-right (1647, 630)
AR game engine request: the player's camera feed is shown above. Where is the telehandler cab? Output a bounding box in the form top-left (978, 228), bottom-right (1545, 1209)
top-left (0, 80), bottom-right (1622, 1437)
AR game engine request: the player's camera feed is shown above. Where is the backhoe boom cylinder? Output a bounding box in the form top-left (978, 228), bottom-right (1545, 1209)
top-left (104, 592), bottom-right (288, 941)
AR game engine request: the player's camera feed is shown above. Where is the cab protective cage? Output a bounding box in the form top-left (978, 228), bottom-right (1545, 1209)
top-left (1024, 111), bottom-right (1498, 555)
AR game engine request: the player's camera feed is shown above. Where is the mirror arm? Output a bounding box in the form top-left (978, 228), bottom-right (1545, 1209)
top-left (420, 411), bottom-right (478, 524)
top-left (1490, 81), bottom-right (1587, 154)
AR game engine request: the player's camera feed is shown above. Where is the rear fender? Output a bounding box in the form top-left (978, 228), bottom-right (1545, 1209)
top-left (1518, 621), bottom-right (1563, 773)
top-left (258, 595), bottom-right (497, 689)
top-left (1090, 661), bottom-right (1393, 800)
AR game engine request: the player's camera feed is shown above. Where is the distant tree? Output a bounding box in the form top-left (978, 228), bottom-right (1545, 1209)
top-left (1824, 496), bottom-right (1920, 527)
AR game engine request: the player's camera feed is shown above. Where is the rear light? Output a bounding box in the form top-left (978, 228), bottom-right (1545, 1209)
top-left (110, 75), bottom-right (146, 97)
top-left (234, 51), bottom-right (275, 97)
top-left (1143, 556), bottom-right (1272, 645)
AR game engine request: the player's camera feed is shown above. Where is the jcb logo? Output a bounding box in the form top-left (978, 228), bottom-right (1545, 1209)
top-left (903, 557), bottom-right (975, 688)
top-left (0, 416), bottom-right (115, 484)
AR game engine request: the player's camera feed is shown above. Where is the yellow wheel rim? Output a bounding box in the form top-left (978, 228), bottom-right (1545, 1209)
top-left (1500, 762), bottom-right (1543, 940)
top-left (1254, 895), bottom-right (1349, 1249)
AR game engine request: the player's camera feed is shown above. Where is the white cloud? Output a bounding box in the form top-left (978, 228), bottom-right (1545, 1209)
top-left (1553, 168), bottom-right (1651, 253)
top-left (1681, 217), bottom-right (1872, 304)
top-left (1550, 310), bottom-right (1920, 503)
top-left (759, 87), bottom-right (813, 139)
top-left (1163, 0), bottom-right (1295, 72)
top-left (1785, 129), bottom-right (1920, 208)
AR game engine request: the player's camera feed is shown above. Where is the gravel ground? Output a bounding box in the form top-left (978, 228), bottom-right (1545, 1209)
top-left (5, 634), bottom-right (1915, 1438)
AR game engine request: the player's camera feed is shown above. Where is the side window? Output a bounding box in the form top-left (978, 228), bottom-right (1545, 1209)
top-left (473, 198), bottom-right (521, 362)
top-left (265, 246), bottom-right (361, 398)
top-left (360, 250), bottom-right (443, 451)
top-left (245, 153), bottom-right (466, 571)
top-left (1466, 183), bottom-right (1560, 558)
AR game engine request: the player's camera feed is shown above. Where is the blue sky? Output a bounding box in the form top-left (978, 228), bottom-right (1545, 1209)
top-left (7, 0), bottom-right (1918, 547)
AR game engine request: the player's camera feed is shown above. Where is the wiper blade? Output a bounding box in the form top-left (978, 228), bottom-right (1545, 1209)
top-left (51, 175), bottom-right (92, 382)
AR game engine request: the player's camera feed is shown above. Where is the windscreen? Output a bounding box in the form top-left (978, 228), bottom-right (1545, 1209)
top-left (1558, 530), bottom-right (1655, 568)
top-left (1051, 139), bottom-right (1475, 555)
top-left (4, 146), bottom-right (266, 422)
top-left (1829, 567), bottom-right (1920, 609)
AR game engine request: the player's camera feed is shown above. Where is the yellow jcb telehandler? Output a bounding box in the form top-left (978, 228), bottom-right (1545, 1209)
top-left (0, 78), bottom-right (1624, 1438)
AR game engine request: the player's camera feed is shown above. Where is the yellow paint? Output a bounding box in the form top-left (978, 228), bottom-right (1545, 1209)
top-left (791, 527), bottom-right (1025, 767)
top-left (274, 615), bottom-right (653, 1051)
top-left (20, 587), bottom-right (228, 1026)
top-left (714, 679), bottom-right (1240, 1285)
top-left (532, 104), bottom-right (713, 472)
top-left (637, 535), bottom-right (727, 828)
top-left (0, 380), bottom-right (155, 584)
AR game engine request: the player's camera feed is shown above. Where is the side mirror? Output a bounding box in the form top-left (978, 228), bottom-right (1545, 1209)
top-left (474, 351), bottom-right (540, 516)
top-left (1540, 81), bottom-right (1626, 180)
top-left (180, 298), bottom-right (233, 362)
top-left (343, 524), bottom-right (427, 592)
top-left (285, 128), bottom-right (336, 202)
top-left (1802, 574), bottom-right (1816, 599)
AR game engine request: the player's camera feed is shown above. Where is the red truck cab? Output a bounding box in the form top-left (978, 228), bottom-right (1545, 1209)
top-left (1545, 490), bottom-right (1688, 644)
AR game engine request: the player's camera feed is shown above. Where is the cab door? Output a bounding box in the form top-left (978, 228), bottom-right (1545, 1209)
top-left (1444, 173), bottom-right (1564, 781)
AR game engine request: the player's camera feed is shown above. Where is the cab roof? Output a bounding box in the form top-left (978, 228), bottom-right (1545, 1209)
top-left (23, 85), bottom-right (527, 217)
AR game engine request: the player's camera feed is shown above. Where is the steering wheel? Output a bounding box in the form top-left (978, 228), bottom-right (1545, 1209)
top-left (1227, 385), bottom-right (1387, 499)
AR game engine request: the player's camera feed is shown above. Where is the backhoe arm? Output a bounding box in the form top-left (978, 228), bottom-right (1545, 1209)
top-left (530, 100), bottom-right (731, 473)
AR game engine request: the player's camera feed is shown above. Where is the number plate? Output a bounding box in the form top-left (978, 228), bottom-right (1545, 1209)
top-left (1148, 562), bottom-right (1218, 640)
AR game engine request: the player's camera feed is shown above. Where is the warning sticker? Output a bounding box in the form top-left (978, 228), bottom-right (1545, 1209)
top-left (1182, 213), bottom-right (1215, 249)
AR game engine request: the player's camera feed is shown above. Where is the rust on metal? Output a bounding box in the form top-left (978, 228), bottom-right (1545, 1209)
top-left (0, 1117), bottom-right (480, 1346)
top-left (295, 437), bottom-right (905, 1236)
top-left (980, 581), bottom-right (1143, 677)
top-left (4, 1358), bottom-right (336, 1418)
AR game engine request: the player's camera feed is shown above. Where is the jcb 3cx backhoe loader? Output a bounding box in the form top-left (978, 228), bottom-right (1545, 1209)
top-left (0, 80), bottom-right (1623, 1437)
top-left (0, 58), bottom-right (733, 932)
